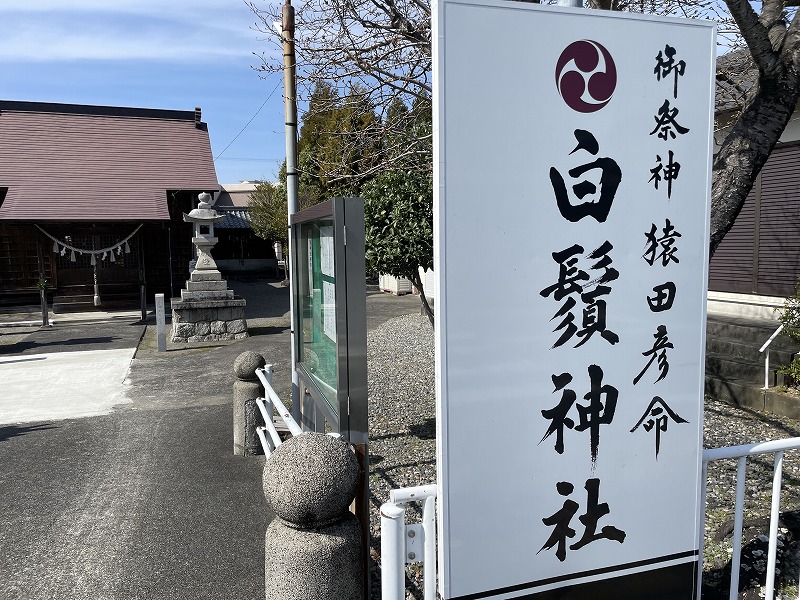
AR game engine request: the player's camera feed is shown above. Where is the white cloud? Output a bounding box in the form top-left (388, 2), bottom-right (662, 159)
top-left (0, 0), bottom-right (271, 62)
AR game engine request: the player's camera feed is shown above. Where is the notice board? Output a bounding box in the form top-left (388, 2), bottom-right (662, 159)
top-left (433, 1), bottom-right (715, 598)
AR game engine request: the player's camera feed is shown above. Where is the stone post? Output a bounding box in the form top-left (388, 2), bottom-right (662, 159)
top-left (263, 433), bottom-right (364, 600)
top-left (233, 351), bottom-right (266, 456)
top-left (155, 293), bottom-right (166, 352)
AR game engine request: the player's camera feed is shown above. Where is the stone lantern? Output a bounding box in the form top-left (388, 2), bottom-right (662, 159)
top-left (184, 192), bottom-right (226, 272)
top-left (170, 192), bottom-right (248, 342)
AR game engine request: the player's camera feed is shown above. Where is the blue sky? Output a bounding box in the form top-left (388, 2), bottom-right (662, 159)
top-left (0, 0), bottom-right (286, 184)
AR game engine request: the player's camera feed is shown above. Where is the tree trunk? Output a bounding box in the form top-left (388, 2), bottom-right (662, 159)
top-left (710, 69), bottom-right (800, 257)
top-left (410, 270), bottom-right (434, 326)
top-left (710, 0), bottom-right (800, 256)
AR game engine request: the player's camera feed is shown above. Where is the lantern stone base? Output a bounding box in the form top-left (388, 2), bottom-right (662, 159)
top-left (170, 270), bottom-right (248, 343)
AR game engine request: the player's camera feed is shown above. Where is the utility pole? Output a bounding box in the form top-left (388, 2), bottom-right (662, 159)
top-left (282, 0), bottom-right (301, 421)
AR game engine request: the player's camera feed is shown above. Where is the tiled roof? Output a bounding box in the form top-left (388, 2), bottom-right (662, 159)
top-left (716, 49), bottom-right (756, 114)
top-left (216, 207), bottom-right (252, 229)
top-left (0, 100), bottom-right (219, 221)
top-left (215, 183), bottom-right (256, 208)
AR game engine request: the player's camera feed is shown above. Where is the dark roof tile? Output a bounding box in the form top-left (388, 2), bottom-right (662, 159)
top-left (0, 101), bottom-right (218, 221)
top-left (216, 208), bottom-right (251, 228)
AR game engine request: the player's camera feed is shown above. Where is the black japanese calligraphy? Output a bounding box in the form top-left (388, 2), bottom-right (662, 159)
top-left (647, 281), bottom-right (676, 312)
top-left (643, 219), bottom-right (681, 267)
top-left (541, 373), bottom-right (576, 456)
top-left (633, 325), bottom-right (673, 385)
top-left (654, 44), bottom-right (686, 99)
top-left (649, 150), bottom-right (681, 198)
top-left (540, 365), bottom-right (618, 466)
top-left (539, 481), bottom-right (578, 562)
top-left (650, 100), bottom-right (690, 141)
top-left (540, 242), bottom-right (619, 348)
top-left (539, 478), bottom-right (626, 562)
top-left (630, 396), bottom-right (688, 459)
top-left (549, 129), bottom-right (622, 223)
top-left (576, 365), bottom-right (618, 466)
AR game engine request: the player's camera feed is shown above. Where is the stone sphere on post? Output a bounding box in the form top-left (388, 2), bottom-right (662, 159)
top-left (263, 432), bottom-right (360, 528)
top-left (233, 351), bottom-right (266, 456)
top-left (234, 351), bottom-right (266, 381)
top-left (263, 433), bottom-right (364, 600)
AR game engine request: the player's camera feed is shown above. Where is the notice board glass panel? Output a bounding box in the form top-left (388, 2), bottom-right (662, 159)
top-left (296, 218), bottom-right (338, 413)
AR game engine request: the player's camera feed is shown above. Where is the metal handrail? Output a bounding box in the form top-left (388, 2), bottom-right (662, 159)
top-left (381, 437), bottom-right (800, 600)
top-left (699, 437), bottom-right (800, 600)
top-left (255, 365), bottom-right (303, 456)
top-left (759, 323), bottom-right (785, 390)
top-left (381, 484), bottom-right (437, 600)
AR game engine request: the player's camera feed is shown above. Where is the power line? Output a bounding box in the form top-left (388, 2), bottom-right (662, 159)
top-left (215, 156), bottom-right (283, 162)
top-left (213, 79), bottom-right (282, 161)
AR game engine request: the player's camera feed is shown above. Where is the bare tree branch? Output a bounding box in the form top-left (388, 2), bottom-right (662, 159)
top-left (725, 0), bottom-right (776, 72)
top-left (249, 0), bottom-right (800, 263)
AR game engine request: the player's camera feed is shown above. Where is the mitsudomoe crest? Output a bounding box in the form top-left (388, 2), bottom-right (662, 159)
top-left (556, 40), bottom-right (617, 113)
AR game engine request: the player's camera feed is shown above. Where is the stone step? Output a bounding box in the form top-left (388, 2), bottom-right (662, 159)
top-left (186, 280), bottom-right (228, 292)
top-left (705, 337), bottom-right (795, 370)
top-left (705, 375), bottom-right (767, 412)
top-left (705, 352), bottom-right (773, 386)
top-left (704, 315), bottom-right (800, 420)
top-left (189, 270), bottom-right (223, 282)
top-left (705, 375), bottom-right (800, 418)
top-left (52, 300), bottom-right (96, 313)
top-left (180, 289), bottom-right (234, 301)
top-left (170, 298), bottom-right (246, 311)
top-left (706, 315), bottom-right (797, 351)
top-left (52, 292), bottom-right (139, 313)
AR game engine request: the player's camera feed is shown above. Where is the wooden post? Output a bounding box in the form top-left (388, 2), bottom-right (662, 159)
top-left (138, 232), bottom-right (147, 321)
top-left (36, 234), bottom-right (49, 327)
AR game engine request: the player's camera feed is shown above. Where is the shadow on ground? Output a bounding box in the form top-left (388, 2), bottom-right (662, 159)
top-left (703, 510), bottom-right (800, 600)
top-left (0, 423), bottom-right (58, 442)
top-left (0, 336), bottom-right (120, 355)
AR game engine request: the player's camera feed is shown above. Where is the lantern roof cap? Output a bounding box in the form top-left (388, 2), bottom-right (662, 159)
top-left (184, 192), bottom-right (226, 223)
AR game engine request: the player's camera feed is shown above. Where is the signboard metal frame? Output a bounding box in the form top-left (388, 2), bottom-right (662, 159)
top-left (433, 1), bottom-right (716, 598)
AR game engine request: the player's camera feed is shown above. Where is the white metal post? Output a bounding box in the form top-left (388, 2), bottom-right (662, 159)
top-left (729, 457), bottom-right (747, 600)
top-left (422, 495), bottom-right (437, 600)
top-left (381, 503), bottom-right (406, 600)
top-left (765, 349), bottom-right (770, 390)
top-left (759, 324), bottom-right (784, 390)
top-left (264, 364), bottom-right (275, 430)
top-left (765, 451), bottom-right (784, 599)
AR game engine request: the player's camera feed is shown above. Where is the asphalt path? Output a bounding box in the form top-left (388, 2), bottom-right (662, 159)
top-left (0, 406), bottom-right (266, 600)
top-left (0, 281), bottom-right (422, 600)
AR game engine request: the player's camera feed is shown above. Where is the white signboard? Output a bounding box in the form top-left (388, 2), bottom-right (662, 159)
top-left (433, 2), bottom-right (715, 599)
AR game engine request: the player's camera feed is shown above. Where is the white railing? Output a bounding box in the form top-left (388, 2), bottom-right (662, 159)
top-left (700, 437), bottom-right (800, 600)
top-left (381, 437), bottom-right (800, 600)
top-left (759, 324), bottom-right (785, 390)
top-left (380, 484), bottom-right (437, 600)
top-left (255, 365), bottom-right (302, 456)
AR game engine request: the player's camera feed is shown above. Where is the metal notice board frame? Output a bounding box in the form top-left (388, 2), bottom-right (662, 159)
top-left (290, 197), bottom-right (367, 443)
top-left (290, 196), bottom-right (369, 591)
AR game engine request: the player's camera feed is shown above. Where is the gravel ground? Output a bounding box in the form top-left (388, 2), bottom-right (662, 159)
top-left (366, 314), bottom-right (800, 600)
top-left (367, 314), bottom-right (436, 600)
